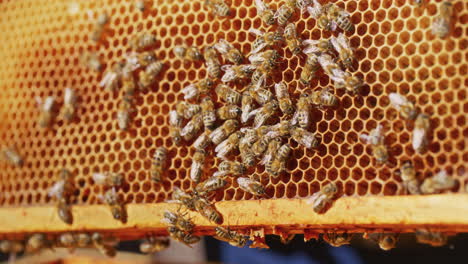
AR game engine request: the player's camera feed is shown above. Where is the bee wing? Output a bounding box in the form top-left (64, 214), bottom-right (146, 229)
top-left (330, 35), bottom-right (342, 53)
top-left (181, 84), bottom-right (198, 100)
top-left (214, 139), bottom-right (229, 154)
top-left (337, 33), bottom-right (351, 50)
top-left (359, 133), bottom-right (371, 144)
top-left (64, 87), bottom-right (76, 104)
top-left (412, 127), bottom-right (426, 152)
top-left (214, 39), bottom-right (230, 54)
top-left (248, 28), bottom-right (265, 37)
top-left (43, 96), bottom-right (55, 111)
top-left (92, 173), bottom-right (106, 185)
top-left (124, 52), bottom-right (141, 70)
top-left (48, 180), bottom-right (65, 198)
top-left (169, 110), bottom-right (181, 127)
top-left (190, 161), bottom-right (203, 181)
top-left (246, 107), bottom-right (261, 123)
top-left (255, 0), bottom-right (267, 12)
top-left (213, 170), bottom-right (228, 177)
top-left (236, 177), bottom-right (251, 189)
top-left (221, 67), bottom-right (236, 83)
top-left (99, 71), bottom-right (117, 88)
top-left (306, 5), bottom-right (321, 19)
top-left (389, 93), bottom-right (407, 108)
top-left (329, 21), bottom-right (338, 31)
top-left (249, 49), bottom-right (267, 62)
top-left (259, 152), bottom-right (273, 166)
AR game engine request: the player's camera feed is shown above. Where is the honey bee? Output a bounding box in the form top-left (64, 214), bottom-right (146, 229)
top-left (252, 137), bottom-right (271, 157)
top-left (121, 67), bottom-right (137, 96)
top-left (92, 172), bottom-right (123, 187)
top-left (261, 137), bottom-right (282, 167)
top-left (209, 119), bottom-right (239, 145)
top-left (363, 233), bottom-right (398, 251)
top-left (176, 101), bottom-right (202, 119)
top-left (307, 0), bottom-right (332, 31)
top-left (140, 236), bottom-right (170, 254)
top-left (48, 169), bottom-right (74, 202)
top-left (303, 39), bottom-right (332, 55)
top-left (167, 226), bottom-right (201, 247)
top-left (26, 234), bottom-right (51, 253)
top-left (204, 46), bottom-right (221, 78)
top-left (76, 233), bottom-right (92, 247)
top-left (199, 98), bottom-right (216, 131)
top-left (329, 69), bottom-right (364, 95)
top-left (80, 51), bottom-right (103, 72)
top-left (241, 91), bottom-right (255, 123)
top-left (283, 23), bottom-right (302, 55)
top-left (169, 110), bottom-right (183, 128)
top-left (252, 100), bottom-right (279, 128)
top-left (255, 0), bottom-right (275, 26)
top-left (181, 113), bottom-right (204, 141)
top-left (125, 51), bottom-right (158, 69)
top-left (292, 93), bottom-right (312, 129)
top-left (0, 240), bottom-right (24, 255)
top-left (214, 39), bottom-right (243, 64)
top-left (173, 45), bottom-right (204, 61)
top-left (170, 127), bottom-right (183, 146)
top-left (205, 0), bottom-right (231, 17)
top-left (295, 0), bottom-right (311, 12)
top-left (310, 87), bottom-right (338, 108)
top-left (274, 0), bottom-right (296, 26)
top-left (99, 187), bottom-right (125, 222)
top-left (239, 141), bottom-right (257, 167)
top-left (215, 131), bottom-right (243, 159)
top-left (326, 3), bottom-right (354, 32)
top-left (317, 53), bottom-right (341, 76)
top-left (398, 161), bottom-right (420, 195)
top-left (182, 78), bottom-right (214, 101)
top-left (36, 96), bottom-right (56, 128)
top-left (57, 197), bottom-right (73, 225)
top-left (412, 113), bottom-right (430, 154)
top-left (240, 127), bottom-right (260, 146)
top-left (91, 232), bottom-right (117, 257)
top-left (249, 29), bottom-right (283, 54)
top-left (100, 61), bottom-right (124, 92)
top-left (190, 150), bottom-right (206, 183)
top-left (117, 96), bottom-right (134, 131)
top-left (90, 12), bottom-right (109, 42)
top-left (138, 61), bottom-right (164, 88)
top-left (215, 227), bottom-right (248, 248)
top-left (265, 120), bottom-right (292, 138)
top-left (151, 147), bottom-right (168, 183)
top-left (2, 147), bottom-right (23, 167)
top-left (300, 53), bottom-right (320, 86)
top-left (195, 177), bottom-right (228, 195)
top-left (237, 177), bottom-right (266, 196)
top-left (431, 1), bottom-right (452, 38)
top-left (193, 131), bottom-right (212, 150)
top-left (56, 232), bottom-right (77, 249)
top-left (61, 87), bottom-right (77, 122)
top-left (193, 195), bottom-right (223, 224)
top-left (323, 232), bottom-right (352, 247)
top-left (213, 160), bottom-right (246, 177)
top-left (420, 170), bottom-right (456, 194)
top-left (221, 64), bottom-right (256, 83)
top-left (163, 210), bottom-right (195, 232)
top-left (171, 187), bottom-right (196, 211)
top-left (330, 33), bottom-right (354, 69)
top-left (130, 33), bottom-right (157, 51)
top-left (268, 144), bottom-right (292, 177)
top-left (360, 124), bottom-right (388, 164)
top-left (248, 49), bottom-right (280, 70)
top-left (215, 84), bottom-right (242, 104)
top-left (217, 105), bottom-right (242, 120)
top-left (415, 229), bottom-right (447, 247)
top-left (308, 182), bottom-right (338, 213)
top-left (249, 86), bottom-right (274, 105)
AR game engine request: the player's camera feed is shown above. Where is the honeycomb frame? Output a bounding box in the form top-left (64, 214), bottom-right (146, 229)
top-left (0, 0), bottom-right (467, 238)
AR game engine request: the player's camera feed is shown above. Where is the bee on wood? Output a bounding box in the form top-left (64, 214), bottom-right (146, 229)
top-left (323, 232), bottom-right (352, 247)
top-left (215, 131), bottom-right (243, 159)
top-left (213, 161), bottom-right (246, 177)
top-left (274, 0), bottom-right (296, 26)
top-left (241, 90), bottom-right (255, 123)
top-left (412, 113), bottom-right (430, 154)
top-left (420, 170), bottom-right (456, 194)
top-left (56, 233), bottom-right (77, 249)
top-left (26, 234), bottom-right (52, 253)
top-left (397, 161), bottom-right (420, 195)
top-left (363, 233), bottom-right (398, 251)
top-left (205, 0), bottom-right (231, 17)
top-left (151, 147), bottom-right (168, 183)
top-left (195, 177), bottom-right (228, 195)
top-left (171, 187), bottom-right (196, 211)
top-left (237, 177), bottom-right (266, 196)
top-left (215, 84), bottom-right (242, 105)
top-left (291, 93), bottom-right (313, 129)
top-left (214, 39), bottom-right (243, 64)
top-left (415, 229), bottom-right (447, 247)
top-left (140, 236), bottom-right (170, 254)
top-left (221, 64), bottom-right (256, 83)
top-left (431, 1), bottom-right (452, 38)
top-left (290, 127), bottom-right (320, 149)
top-left (130, 33), bottom-right (157, 51)
top-left (173, 45), bottom-right (204, 61)
top-left (92, 172), bottom-right (123, 187)
top-left (217, 104), bottom-right (242, 120)
top-left (204, 46), bottom-right (221, 78)
top-left (100, 61), bottom-right (124, 92)
top-left (303, 39), bottom-right (332, 55)
top-left (138, 61), bottom-right (164, 88)
top-left (249, 29), bottom-right (283, 54)
top-left (76, 233), bottom-right (92, 248)
top-left (36, 96), bottom-right (56, 128)
top-left (193, 131), bottom-right (212, 151)
top-left (330, 33), bottom-right (354, 70)
top-left (210, 119), bottom-right (239, 145)
top-left (0, 240), bottom-right (24, 257)
top-left (176, 101), bottom-right (202, 119)
top-left (255, 0), bottom-right (275, 26)
top-left (360, 124), bottom-right (388, 164)
top-left (300, 53), bottom-right (320, 86)
top-left (190, 150), bottom-right (206, 183)
top-left (167, 226), bottom-right (201, 247)
top-left (80, 51), bottom-right (103, 72)
top-left (182, 78), bottom-right (215, 100)
top-left (91, 232), bottom-right (118, 257)
top-left (117, 96), bottom-right (134, 131)
top-left (283, 23), bottom-right (302, 55)
top-left (163, 210), bottom-right (195, 232)
top-left (61, 87), bottom-right (77, 122)
top-left (48, 169), bottom-right (74, 224)
top-left (1, 147), bottom-right (23, 167)
top-left (193, 195), bottom-right (223, 224)
top-left (99, 187), bottom-right (125, 223)
top-left (310, 87), bottom-right (338, 108)
top-left (308, 182), bottom-right (338, 213)
top-left (90, 12), bottom-right (109, 42)
top-left (181, 113), bottom-right (204, 141)
top-left (388, 93), bottom-right (418, 120)
top-left (215, 227), bottom-right (248, 248)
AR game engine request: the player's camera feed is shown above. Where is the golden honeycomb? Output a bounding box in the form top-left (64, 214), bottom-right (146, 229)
top-left (0, 0), bottom-right (466, 234)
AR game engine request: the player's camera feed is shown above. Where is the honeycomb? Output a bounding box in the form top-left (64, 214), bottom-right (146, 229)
top-left (0, 0), bottom-right (466, 222)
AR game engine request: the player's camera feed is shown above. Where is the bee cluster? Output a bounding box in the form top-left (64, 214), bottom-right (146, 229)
top-left (0, 0), bottom-right (462, 258)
